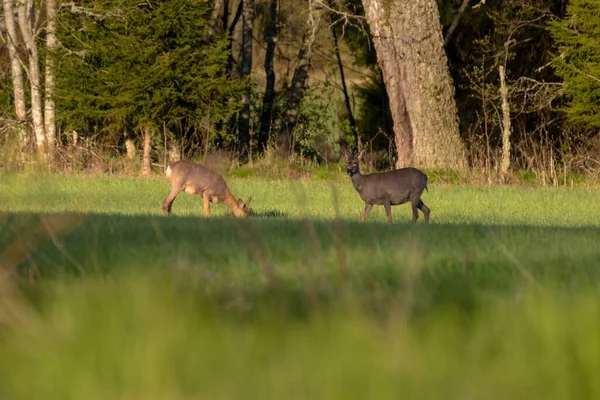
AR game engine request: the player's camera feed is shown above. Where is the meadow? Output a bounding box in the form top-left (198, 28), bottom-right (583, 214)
top-left (0, 172), bottom-right (599, 399)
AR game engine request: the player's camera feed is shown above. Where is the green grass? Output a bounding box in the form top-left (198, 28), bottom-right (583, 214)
top-left (1, 172), bottom-right (598, 225)
top-left (1, 173), bottom-right (600, 399)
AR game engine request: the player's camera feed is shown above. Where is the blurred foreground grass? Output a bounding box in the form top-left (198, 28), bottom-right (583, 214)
top-left (1, 274), bottom-right (599, 399)
top-left (0, 173), bottom-right (599, 398)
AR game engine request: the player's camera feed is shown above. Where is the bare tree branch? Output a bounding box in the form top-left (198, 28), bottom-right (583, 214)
top-left (472, 0), bottom-right (485, 10)
top-left (59, 2), bottom-right (125, 21)
top-left (443, 0), bottom-right (471, 48)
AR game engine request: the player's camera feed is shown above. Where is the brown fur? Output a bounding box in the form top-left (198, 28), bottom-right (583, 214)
top-left (162, 160), bottom-right (252, 218)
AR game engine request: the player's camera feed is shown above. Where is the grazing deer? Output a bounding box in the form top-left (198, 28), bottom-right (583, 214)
top-left (345, 150), bottom-right (430, 223)
top-left (162, 160), bottom-right (252, 218)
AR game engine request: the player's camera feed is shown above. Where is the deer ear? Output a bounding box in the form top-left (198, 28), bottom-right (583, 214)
top-left (237, 199), bottom-right (244, 208)
top-left (245, 197), bottom-right (252, 208)
top-left (357, 149), bottom-right (366, 160)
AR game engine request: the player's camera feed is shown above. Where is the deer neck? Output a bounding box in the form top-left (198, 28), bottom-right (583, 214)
top-left (350, 170), bottom-right (364, 190)
top-left (223, 188), bottom-right (245, 217)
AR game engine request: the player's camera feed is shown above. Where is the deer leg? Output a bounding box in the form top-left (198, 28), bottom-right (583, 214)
top-left (417, 199), bottom-right (430, 223)
top-left (162, 187), bottom-right (181, 215)
top-left (361, 203), bottom-right (373, 223)
top-left (383, 202), bottom-right (393, 224)
top-left (411, 201), bottom-right (419, 223)
top-left (202, 192), bottom-right (211, 217)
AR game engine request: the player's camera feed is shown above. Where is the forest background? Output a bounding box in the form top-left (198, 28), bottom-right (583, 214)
top-left (0, 0), bottom-right (598, 184)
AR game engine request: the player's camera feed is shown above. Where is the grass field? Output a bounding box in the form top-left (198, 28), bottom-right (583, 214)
top-left (0, 173), bottom-right (599, 399)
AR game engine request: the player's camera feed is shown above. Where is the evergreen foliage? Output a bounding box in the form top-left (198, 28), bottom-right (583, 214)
top-left (53, 0), bottom-right (247, 143)
top-left (549, 0), bottom-right (600, 129)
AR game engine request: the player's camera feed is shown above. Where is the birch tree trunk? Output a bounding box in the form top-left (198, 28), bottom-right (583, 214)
top-left (208, 0), bottom-right (228, 37)
top-left (2, 0), bottom-right (28, 149)
top-left (257, 0), bottom-right (278, 151)
top-left (17, 0), bottom-right (46, 155)
top-left (276, 0), bottom-right (322, 157)
top-left (237, 0), bottom-right (254, 162)
top-left (499, 65), bottom-right (512, 182)
top-left (361, 0), bottom-right (466, 168)
top-left (125, 138), bottom-right (136, 160)
top-left (142, 125), bottom-right (152, 176)
top-left (44, 0), bottom-right (57, 157)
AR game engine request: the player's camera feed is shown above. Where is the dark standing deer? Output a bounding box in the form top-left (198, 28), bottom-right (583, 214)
top-left (162, 160), bottom-right (252, 218)
top-left (345, 150), bottom-right (430, 223)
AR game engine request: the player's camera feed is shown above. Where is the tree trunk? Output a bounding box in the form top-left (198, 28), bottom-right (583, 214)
top-left (237, 0), bottom-right (254, 162)
top-left (276, 0), bottom-right (322, 157)
top-left (208, 0), bottom-right (228, 37)
top-left (220, 0), bottom-right (243, 140)
top-left (44, 0), bottom-right (57, 158)
top-left (225, 0), bottom-right (243, 79)
top-left (499, 65), bottom-right (511, 182)
top-left (168, 143), bottom-right (181, 163)
top-left (257, 0), bottom-right (278, 151)
top-left (361, 0), bottom-right (466, 168)
top-left (142, 125), bottom-right (152, 176)
top-left (329, 5), bottom-right (358, 147)
top-left (3, 0), bottom-right (28, 149)
top-left (17, 0), bottom-right (46, 155)
top-left (125, 138), bottom-right (136, 160)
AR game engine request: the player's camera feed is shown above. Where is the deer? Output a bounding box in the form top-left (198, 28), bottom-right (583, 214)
top-left (162, 160), bottom-right (252, 218)
top-left (345, 150), bottom-right (430, 224)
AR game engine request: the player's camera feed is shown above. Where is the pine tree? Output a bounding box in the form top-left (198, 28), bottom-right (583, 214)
top-left (54, 0), bottom-right (246, 144)
top-left (549, 0), bottom-right (600, 129)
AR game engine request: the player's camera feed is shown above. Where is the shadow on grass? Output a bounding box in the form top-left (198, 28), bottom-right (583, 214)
top-left (2, 210), bottom-right (600, 322)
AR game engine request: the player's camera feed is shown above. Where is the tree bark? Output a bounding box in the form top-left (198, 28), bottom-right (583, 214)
top-left (44, 0), bottom-right (57, 157)
top-left (208, 0), bottom-right (228, 37)
top-left (276, 0), bottom-right (322, 157)
top-left (499, 65), bottom-right (511, 182)
top-left (17, 0), bottom-right (46, 155)
top-left (2, 0), bottom-right (28, 149)
top-left (257, 0), bottom-right (278, 151)
top-left (237, 0), bottom-right (254, 162)
top-left (168, 143), bottom-right (180, 163)
top-left (361, 0), bottom-right (466, 168)
top-left (125, 138), bottom-right (136, 160)
top-left (142, 125), bottom-right (152, 176)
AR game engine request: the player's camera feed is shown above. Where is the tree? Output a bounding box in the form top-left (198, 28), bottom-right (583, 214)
top-left (549, 0), bottom-right (600, 129)
top-left (360, 0), bottom-right (466, 168)
top-left (276, 0), bottom-right (323, 157)
top-left (328, 2), bottom-right (359, 147)
top-left (17, 0), bottom-right (46, 154)
top-left (2, 0), bottom-right (27, 150)
top-left (237, 0), bottom-right (254, 162)
top-left (207, 0), bottom-right (228, 37)
top-left (44, 0), bottom-right (58, 157)
top-left (257, 0), bottom-right (278, 151)
top-left (54, 0), bottom-right (246, 172)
